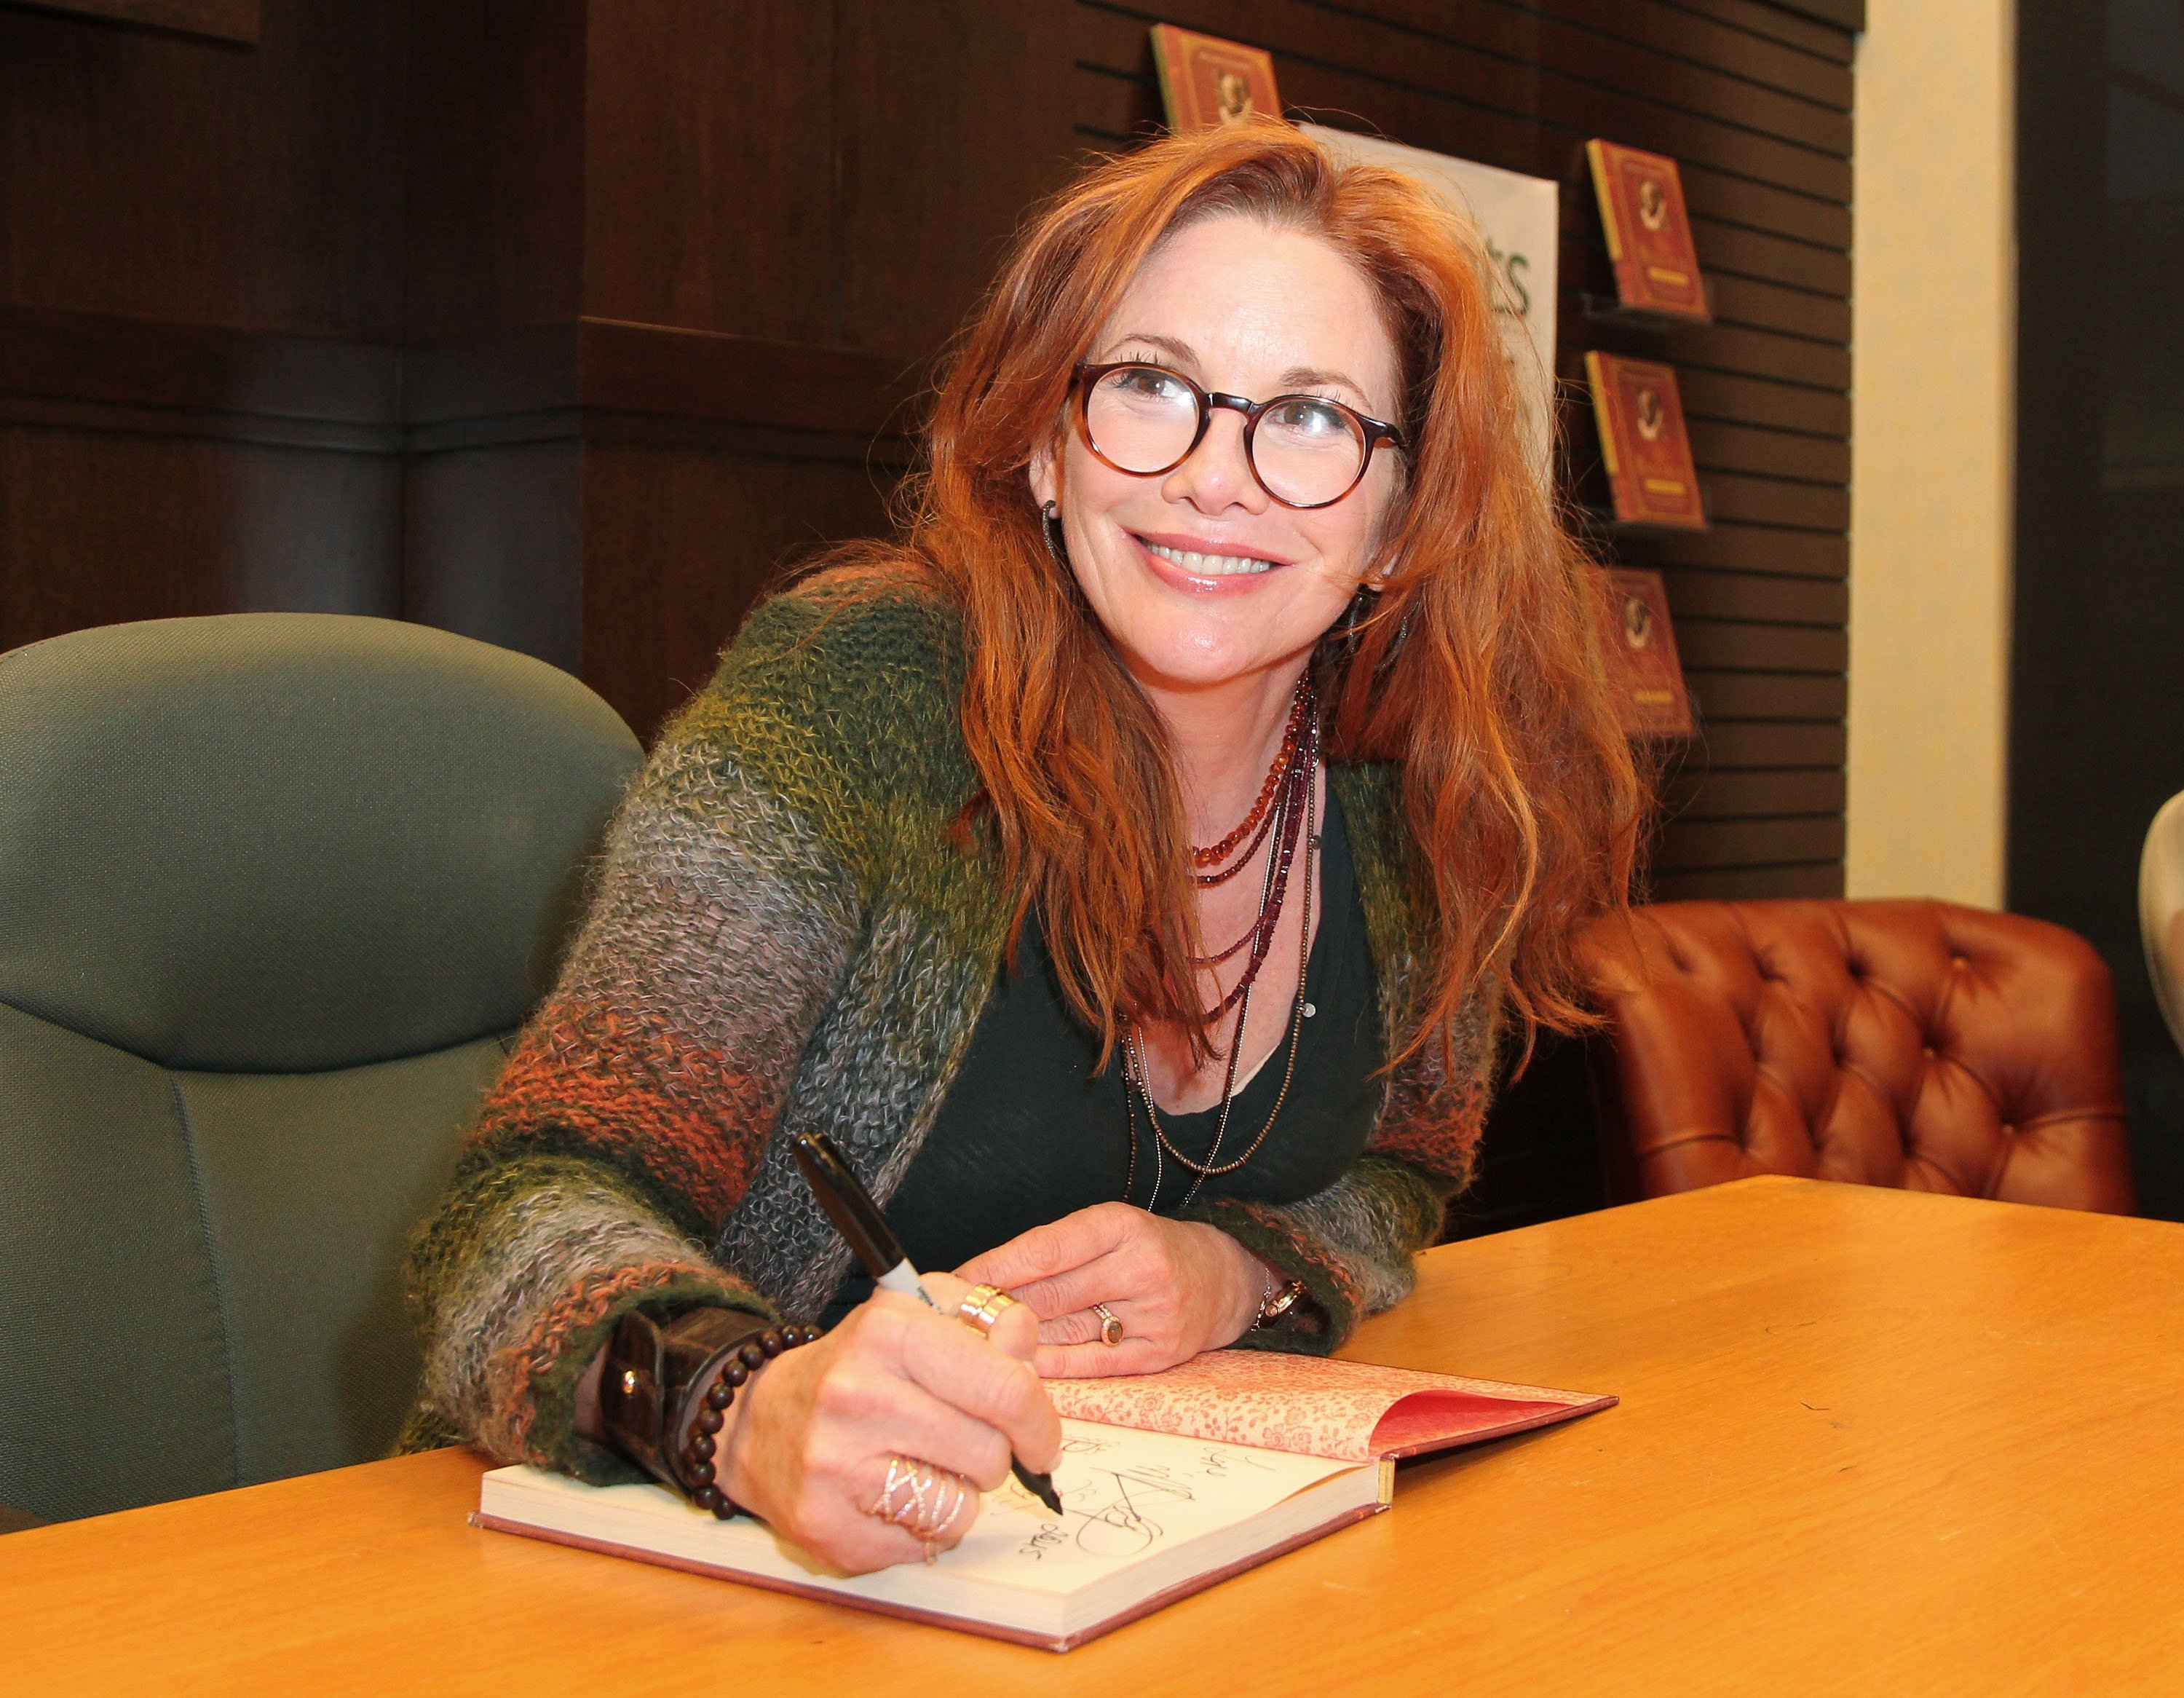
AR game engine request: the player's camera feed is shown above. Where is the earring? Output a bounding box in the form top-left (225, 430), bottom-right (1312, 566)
top-left (1336, 583), bottom-right (1417, 678)
top-left (1040, 500), bottom-right (1069, 571)
top-left (1385, 602), bottom-right (1417, 668)
top-left (1337, 584), bottom-right (1375, 663)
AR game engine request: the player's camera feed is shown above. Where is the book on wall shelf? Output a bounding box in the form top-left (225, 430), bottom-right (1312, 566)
top-left (1597, 567), bottom-right (1695, 740)
top-left (475, 1349), bottom-right (1614, 1653)
top-left (1584, 351), bottom-right (1707, 532)
top-left (1584, 141), bottom-right (1711, 323)
top-left (1149, 24), bottom-right (1281, 133)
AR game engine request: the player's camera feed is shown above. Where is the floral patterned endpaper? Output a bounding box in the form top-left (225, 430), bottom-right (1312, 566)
top-left (1047, 1349), bottom-right (1615, 1462)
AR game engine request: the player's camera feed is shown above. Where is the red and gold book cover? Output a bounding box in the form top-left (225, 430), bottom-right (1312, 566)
top-left (1585, 351), bottom-right (1707, 531)
top-left (1149, 25), bottom-right (1281, 133)
top-left (1599, 568), bottom-right (1693, 739)
top-left (1585, 140), bottom-right (1710, 322)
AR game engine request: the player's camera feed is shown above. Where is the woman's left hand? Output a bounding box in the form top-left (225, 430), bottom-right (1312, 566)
top-left (955, 1202), bottom-right (1269, 1378)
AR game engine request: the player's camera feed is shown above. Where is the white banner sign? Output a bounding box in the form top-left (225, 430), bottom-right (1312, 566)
top-left (1299, 125), bottom-right (1559, 463)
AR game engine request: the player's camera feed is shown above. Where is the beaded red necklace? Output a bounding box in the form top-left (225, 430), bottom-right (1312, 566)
top-left (1187, 678), bottom-right (1318, 1018)
top-left (1192, 679), bottom-right (1310, 882)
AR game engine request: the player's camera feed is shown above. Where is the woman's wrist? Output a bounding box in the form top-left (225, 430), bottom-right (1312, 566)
top-left (1214, 1234), bottom-right (1310, 1340)
top-left (593, 1307), bottom-right (818, 1512)
top-left (1211, 1231), bottom-right (1278, 1342)
top-left (671, 1322), bottom-right (821, 1515)
top-left (713, 1346), bottom-right (783, 1512)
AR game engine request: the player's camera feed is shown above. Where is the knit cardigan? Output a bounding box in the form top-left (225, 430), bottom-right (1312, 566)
top-left (400, 579), bottom-right (1501, 1483)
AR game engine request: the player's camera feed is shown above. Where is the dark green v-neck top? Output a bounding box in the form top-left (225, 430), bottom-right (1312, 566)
top-left (825, 789), bottom-right (1384, 1320)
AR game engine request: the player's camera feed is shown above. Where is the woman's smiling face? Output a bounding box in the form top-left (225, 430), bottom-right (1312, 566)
top-left (1031, 214), bottom-right (1405, 696)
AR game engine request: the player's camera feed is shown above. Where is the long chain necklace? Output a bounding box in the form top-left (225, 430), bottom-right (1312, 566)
top-left (1123, 754), bottom-right (1319, 1211)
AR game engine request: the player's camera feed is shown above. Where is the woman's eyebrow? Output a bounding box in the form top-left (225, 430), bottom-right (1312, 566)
top-left (1281, 365), bottom-right (1373, 405)
top-left (1100, 340), bottom-right (1381, 411)
top-left (1101, 331), bottom-right (1199, 368)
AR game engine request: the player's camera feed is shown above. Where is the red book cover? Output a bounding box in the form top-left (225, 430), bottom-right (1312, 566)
top-left (1599, 567), bottom-right (1694, 739)
top-left (1149, 25), bottom-right (1281, 133)
top-left (1586, 351), bottom-right (1706, 530)
top-left (1586, 140), bottom-right (1710, 322)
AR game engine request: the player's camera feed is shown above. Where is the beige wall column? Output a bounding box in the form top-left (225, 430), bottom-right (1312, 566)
top-left (1845, 0), bottom-right (2016, 906)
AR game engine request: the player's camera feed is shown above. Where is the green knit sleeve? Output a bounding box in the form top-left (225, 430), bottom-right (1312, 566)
top-left (401, 580), bottom-right (962, 1480)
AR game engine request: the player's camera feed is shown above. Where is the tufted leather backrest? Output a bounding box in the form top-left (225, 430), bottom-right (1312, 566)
top-left (1580, 899), bottom-right (2136, 1214)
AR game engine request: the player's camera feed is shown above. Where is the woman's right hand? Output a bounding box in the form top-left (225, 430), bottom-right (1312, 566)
top-left (717, 1271), bottom-right (1061, 1573)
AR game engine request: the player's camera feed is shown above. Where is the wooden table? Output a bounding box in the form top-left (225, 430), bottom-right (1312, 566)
top-left (9, 1177), bottom-right (2184, 1695)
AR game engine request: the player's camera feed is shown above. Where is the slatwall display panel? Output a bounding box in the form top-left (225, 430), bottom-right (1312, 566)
top-left (1071, 0), bottom-right (1856, 907)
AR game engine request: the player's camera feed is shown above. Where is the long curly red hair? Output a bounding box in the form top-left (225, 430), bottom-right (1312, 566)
top-left (823, 119), bottom-right (1647, 1070)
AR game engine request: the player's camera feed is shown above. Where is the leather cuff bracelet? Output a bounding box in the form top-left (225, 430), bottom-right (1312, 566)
top-left (598, 1307), bottom-right (820, 1517)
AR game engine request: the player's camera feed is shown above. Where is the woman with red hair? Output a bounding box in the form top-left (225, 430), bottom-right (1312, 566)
top-left (404, 118), bottom-right (1644, 1573)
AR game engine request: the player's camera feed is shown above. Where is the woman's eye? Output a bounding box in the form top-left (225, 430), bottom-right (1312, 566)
top-left (1271, 399), bottom-right (1348, 435)
top-left (1115, 366), bottom-right (1184, 399)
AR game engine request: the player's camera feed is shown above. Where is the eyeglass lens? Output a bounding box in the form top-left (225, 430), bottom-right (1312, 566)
top-left (1082, 365), bottom-right (1369, 508)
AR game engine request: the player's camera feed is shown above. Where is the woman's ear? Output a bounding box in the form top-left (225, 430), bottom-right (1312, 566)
top-left (1028, 443), bottom-right (1059, 509)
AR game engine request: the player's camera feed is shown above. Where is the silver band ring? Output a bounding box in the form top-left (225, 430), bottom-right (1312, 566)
top-left (1093, 1301), bottom-right (1124, 1347)
top-left (956, 1283), bottom-right (1018, 1338)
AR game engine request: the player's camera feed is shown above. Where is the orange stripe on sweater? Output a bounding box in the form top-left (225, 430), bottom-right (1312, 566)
top-left (476, 998), bottom-right (775, 1228)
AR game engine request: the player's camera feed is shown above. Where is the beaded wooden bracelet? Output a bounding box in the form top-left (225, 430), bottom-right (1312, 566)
top-left (678, 1322), bottom-right (822, 1517)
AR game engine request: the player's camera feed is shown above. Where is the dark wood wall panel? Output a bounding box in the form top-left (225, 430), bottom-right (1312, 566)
top-left (1676, 0), bottom-right (1856, 63)
top-left (1528, 0), bottom-right (1852, 105)
top-left (1688, 419), bottom-right (1849, 483)
top-left (582, 1), bottom-right (837, 343)
top-left (0, 424), bottom-right (397, 647)
top-left (1698, 222), bottom-right (1851, 294)
top-left (402, 440), bottom-right (582, 676)
top-left (0, 2), bottom-right (404, 339)
top-left (834, 4), bottom-right (1079, 366)
top-left (1, 1), bottom-right (411, 663)
top-left (4, 1), bottom-right (261, 42)
top-left (402, 0), bottom-right (585, 344)
top-left (579, 444), bottom-right (898, 740)
top-left (1674, 368), bottom-right (1848, 436)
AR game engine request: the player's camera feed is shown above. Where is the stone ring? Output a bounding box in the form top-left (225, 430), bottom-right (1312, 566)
top-left (1092, 1301), bottom-right (1125, 1347)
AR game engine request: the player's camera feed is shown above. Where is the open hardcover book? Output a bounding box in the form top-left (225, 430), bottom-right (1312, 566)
top-left (475, 1350), bottom-right (1613, 1651)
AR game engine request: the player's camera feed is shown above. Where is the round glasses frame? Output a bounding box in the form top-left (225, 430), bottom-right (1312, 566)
top-left (1071, 360), bottom-right (1409, 511)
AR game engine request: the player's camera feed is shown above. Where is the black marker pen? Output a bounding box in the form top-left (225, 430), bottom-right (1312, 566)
top-left (790, 1129), bottom-right (1065, 1517)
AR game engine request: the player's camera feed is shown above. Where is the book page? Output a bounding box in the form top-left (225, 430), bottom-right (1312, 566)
top-left (1047, 1349), bottom-right (1609, 1462)
top-left (950, 1420), bottom-right (1353, 1595)
top-left (482, 1421), bottom-right (1357, 1605)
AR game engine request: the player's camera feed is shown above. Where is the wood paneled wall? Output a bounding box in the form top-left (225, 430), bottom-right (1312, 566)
top-left (0, 3), bottom-right (406, 650)
top-left (4, 0), bottom-right (1859, 1234)
top-left (397, 3), bottom-right (1087, 737)
top-left (4, 0), bottom-right (1855, 871)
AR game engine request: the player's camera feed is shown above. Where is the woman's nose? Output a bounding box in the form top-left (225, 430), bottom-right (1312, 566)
top-left (1159, 408), bottom-right (1270, 513)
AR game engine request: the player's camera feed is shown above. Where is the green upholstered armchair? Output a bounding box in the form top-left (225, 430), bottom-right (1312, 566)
top-left (0, 614), bottom-right (642, 1523)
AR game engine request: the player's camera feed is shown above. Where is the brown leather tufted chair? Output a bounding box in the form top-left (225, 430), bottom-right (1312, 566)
top-left (1579, 899), bottom-right (2136, 1213)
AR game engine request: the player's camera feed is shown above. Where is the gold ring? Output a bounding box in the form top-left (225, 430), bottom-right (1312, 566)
top-left (1093, 1301), bottom-right (1124, 1346)
top-left (956, 1282), bottom-right (1018, 1338)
